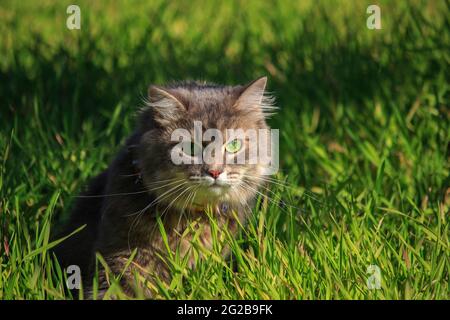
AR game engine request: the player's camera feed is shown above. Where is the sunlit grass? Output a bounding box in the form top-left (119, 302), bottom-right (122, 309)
top-left (0, 0), bottom-right (449, 299)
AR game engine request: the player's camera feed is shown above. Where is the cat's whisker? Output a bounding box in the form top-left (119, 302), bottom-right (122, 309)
top-left (178, 189), bottom-right (192, 218)
top-left (243, 175), bottom-right (316, 211)
top-left (127, 208), bottom-right (145, 251)
top-left (243, 173), bottom-right (323, 204)
top-left (146, 181), bottom-right (189, 209)
top-left (74, 178), bottom-right (183, 199)
top-left (252, 182), bottom-right (311, 213)
top-left (243, 174), bottom-right (298, 189)
top-left (144, 177), bottom-right (181, 185)
top-left (175, 187), bottom-right (199, 231)
top-left (234, 184), bottom-right (287, 243)
top-left (181, 185), bottom-right (199, 215)
top-left (239, 180), bottom-right (306, 214)
top-left (126, 181), bottom-right (188, 250)
top-left (254, 176), bottom-right (320, 200)
top-left (121, 180), bottom-right (187, 217)
top-left (176, 187), bottom-right (198, 230)
top-left (160, 184), bottom-right (196, 217)
top-left (119, 173), bottom-right (141, 177)
top-left (145, 178), bottom-right (188, 192)
top-left (239, 181), bottom-right (278, 206)
top-left (74, 189), bottom-right (150, 198)
top-left (233, 186), bottom-right (254, 214)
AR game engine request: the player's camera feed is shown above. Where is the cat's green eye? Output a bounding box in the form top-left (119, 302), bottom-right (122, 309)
top-left (225, 139), bottom-right (242, 153)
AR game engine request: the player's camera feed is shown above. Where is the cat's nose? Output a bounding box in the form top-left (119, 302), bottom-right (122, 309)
top-left (207, 169), bottom-right (222, 179)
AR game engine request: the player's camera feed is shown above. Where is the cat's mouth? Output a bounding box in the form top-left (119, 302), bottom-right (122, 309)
top-left (198, 180), bottom-right (230, 195)
top-left (207, 183), bottom-right (230, 196)
top-left (189, 175), bottom-right (234, 198)
top-left (189, 175), bottom-right (232, 187)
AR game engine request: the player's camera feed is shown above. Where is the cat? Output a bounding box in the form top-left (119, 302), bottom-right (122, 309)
top-left (53, 76), bottom-right (276, 298)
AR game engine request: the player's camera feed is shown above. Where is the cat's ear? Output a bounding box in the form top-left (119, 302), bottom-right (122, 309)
top-left (147, 85), bottom-right (187, 125)
top-left (235, 76), bottom-right (276, 117)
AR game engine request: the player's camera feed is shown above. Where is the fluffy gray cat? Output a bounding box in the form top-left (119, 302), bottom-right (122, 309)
top-left (53, 77), bottom-right (276, 298)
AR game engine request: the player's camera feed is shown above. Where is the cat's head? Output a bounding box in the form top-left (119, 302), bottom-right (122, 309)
top-left (138, 77), bottom-right (276, 212)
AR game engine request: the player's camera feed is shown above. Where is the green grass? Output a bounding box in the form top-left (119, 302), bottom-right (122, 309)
top-left (0, 0), bottom-right (449, 299)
